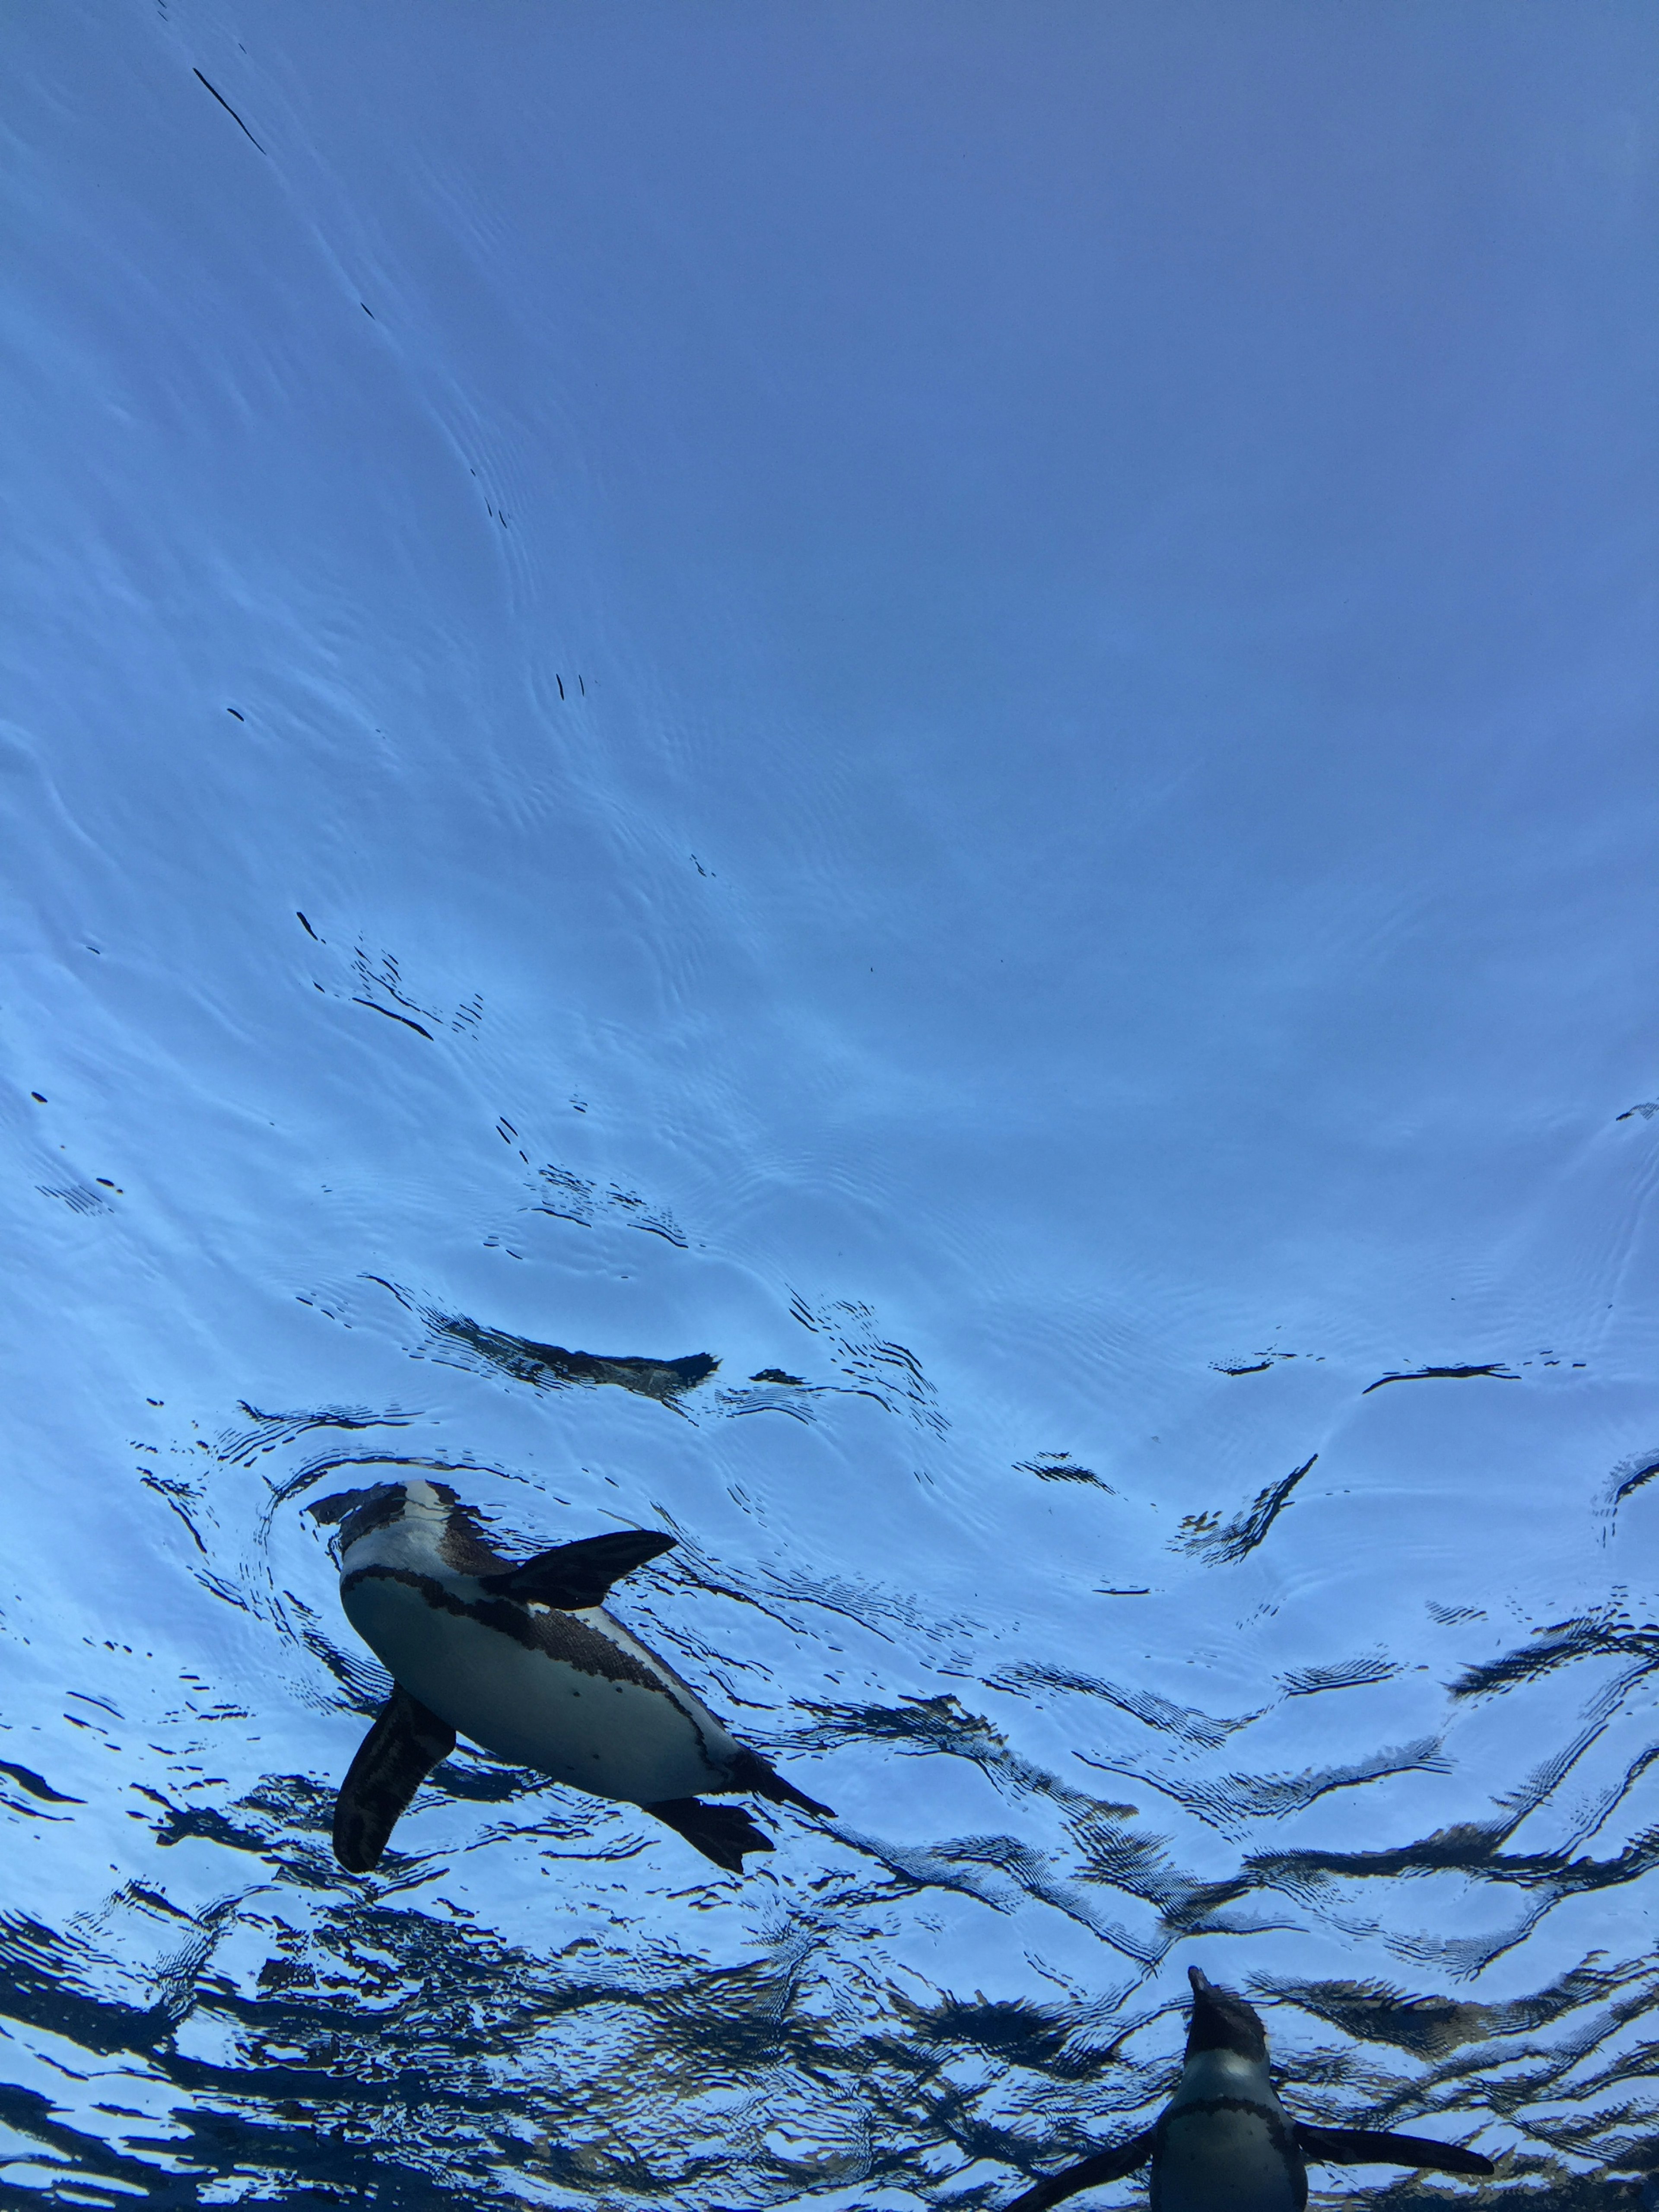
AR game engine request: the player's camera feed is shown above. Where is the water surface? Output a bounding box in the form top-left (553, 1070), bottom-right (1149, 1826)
top-left (3, 6), bottom-right (1657, 2207)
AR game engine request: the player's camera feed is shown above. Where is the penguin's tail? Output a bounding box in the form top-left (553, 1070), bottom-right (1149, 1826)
top-left (647, 1797), bottom-right (774, 1872)
top-left (725, 1748), bottom-right (835, 1818)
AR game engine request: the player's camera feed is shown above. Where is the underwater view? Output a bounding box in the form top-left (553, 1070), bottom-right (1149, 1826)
top-left (3, 5), bottom-right (1656, 2208)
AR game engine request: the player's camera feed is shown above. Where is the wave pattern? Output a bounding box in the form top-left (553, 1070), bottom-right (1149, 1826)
top-left (7, 1360), bottom-right (1656, 2207)
top-left (5, 8), bottom-right (1657, 2207)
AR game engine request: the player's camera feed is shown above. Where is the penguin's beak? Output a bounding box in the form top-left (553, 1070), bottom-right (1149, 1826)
top-left (1188, 1966), bottom-right (1213, 1995)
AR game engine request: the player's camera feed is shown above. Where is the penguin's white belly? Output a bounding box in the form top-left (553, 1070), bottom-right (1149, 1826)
top-left (1154, 2108), bottom-right (1303, 2212)
top-left (343, 1577), bottom-right (731, 1804)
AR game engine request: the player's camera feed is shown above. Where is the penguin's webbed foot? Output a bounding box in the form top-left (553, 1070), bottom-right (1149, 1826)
top-left (646, 1797), bottom-right (775, 1872)
top-left (725, 1747), bottom-right (835, 1818)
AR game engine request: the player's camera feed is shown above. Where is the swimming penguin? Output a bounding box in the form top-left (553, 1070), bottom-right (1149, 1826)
top-left (1007, 1966), bottom-right (1494, 2211)
top-left (307, 1476), bottom-right (832, 1875)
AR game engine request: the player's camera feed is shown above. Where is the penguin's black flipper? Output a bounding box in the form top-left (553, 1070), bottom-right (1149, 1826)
top-left (725, 1747), bottom-right (835, 1818)
top-left (479, 1529), bottom-right (677, 1608)
top-left (1295, 2124), bottom-right (1494, 2177)
top-left (646, 1797), bottom-right (775, 1872)
top-left (333, 1685), bottom-right (456, 1873)
top-left (1003, 2130), bottom-right (1156, 2212)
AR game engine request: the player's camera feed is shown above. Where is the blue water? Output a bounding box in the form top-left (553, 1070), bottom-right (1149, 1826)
top-left (3, 6), bottom-right (1657, 2207)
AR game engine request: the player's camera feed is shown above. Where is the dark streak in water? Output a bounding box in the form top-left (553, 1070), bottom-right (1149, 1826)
top-left (1263, 1953), bottom-right (1650, 2061)
top-left (140, 1475), bottom-right (210, 1555)
top-left (992, 1662), bottom-right (1260, 1750)
top-left (351, 997), bottom-right (434, 1040)
top-left (787, 1290), bottom-right (947, 1436)
top-left (1280, 1652), bottom-right (1401, 1697)
top-left (1426, 1598), bottom-right (1486, 1625)
top-left (630, 1218), bottom-right (688, 1246)
top-left (226, 1402), bottom-right (420, 1471)
top-left (1448, 1606), bottom-right (1659, 1701)
top-left (1016, 1456), bottom-right (1114, 1492)
top-left (387, 1294), bottom-right (718, 1405)
top-left (1246, 1813), bottom-right (1659, 1905)
top-left (1172, 1456), bottom-right (1316, 1566)
top-left (1361, 1363), bottom-right (1518, 1394)
top-left (717, 1382), bottom-right (816, 1423)
top-left (38, 1182), bottom-right (110, 1215)
top-left (0, 1762), bottom-right (83, 1805)
top-left (192, 69), bottom-right (265, 153)
top-left (1081, 1736), bottom-right (1450, 1835)
top-left (529, 1163), bottom-right (688, 1246)
top-left (1603, 1446), bottom-right (1659, 1526)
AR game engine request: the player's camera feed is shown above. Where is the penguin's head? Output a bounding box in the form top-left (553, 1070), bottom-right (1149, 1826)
top-left (308, 1476), bottom-right (460, 1554)
top-left (1185, 1966), bottom-right (1268, 2064)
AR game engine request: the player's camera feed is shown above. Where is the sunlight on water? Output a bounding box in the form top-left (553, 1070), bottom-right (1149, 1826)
top-left (2, 6), bottom-right (1656, 2209)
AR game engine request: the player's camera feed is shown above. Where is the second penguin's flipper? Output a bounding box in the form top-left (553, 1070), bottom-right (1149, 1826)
top-left (333, 1685), bottom-right (457, 1873)
top-left (647, 1797), bottom-right (775, 1872)
top-left (725, 1746), bottom-right (835, 1818)
top-left (1003, 2130), bottom-right (1157, 2212)
top-left (478, 1529), bottom-right (677, 1608)
top-left (1295, 2124), bottom-right (1494, 2177)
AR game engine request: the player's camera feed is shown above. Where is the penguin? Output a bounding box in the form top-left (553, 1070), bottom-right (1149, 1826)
top-left (1007, 1966), bottom-right (1494, 2212)
top-left (307, 1475), bottom-right (832, 1875)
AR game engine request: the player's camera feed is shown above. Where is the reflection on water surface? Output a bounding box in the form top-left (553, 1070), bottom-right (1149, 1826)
top-left (3, 4), bottom-right (1656, 2207)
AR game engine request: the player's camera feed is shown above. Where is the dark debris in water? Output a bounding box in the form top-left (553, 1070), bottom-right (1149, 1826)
top-left (366, 1280), bottom-right (718, 1404)
top-left (1280, 1652), bottom-right (1402, 1697)
top-left (1362, 1363), bottom-right (1519, 1394)
top-left (0, 1759), bottom-right (83, 1804)
top-left (435, 1317), bottom-right (718, 1402)
top-left (1605, 1447), bottom-right (1659, 1525)
top-left (1449, 1606), bottom-right (1659, 1701)
top-left (1172, 1455), bottom-right (1315, 1566)
top-left (1016, 1454), bottom-right (1115, 1491)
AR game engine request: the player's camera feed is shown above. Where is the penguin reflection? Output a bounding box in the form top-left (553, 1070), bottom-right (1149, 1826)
top-left (309, 1476), bottom-right (831, 1872)
top-left (1008, 1967), bottom-right (1494, 2212)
